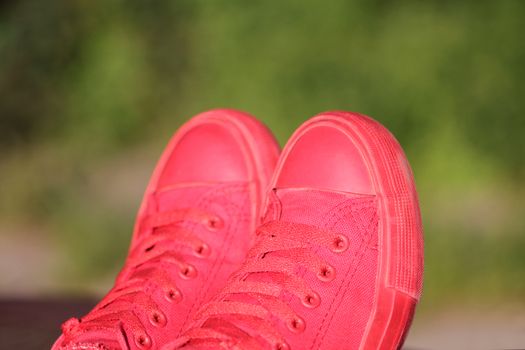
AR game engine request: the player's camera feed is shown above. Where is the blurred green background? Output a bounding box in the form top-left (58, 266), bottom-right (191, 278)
top-left (1, 0), bottom-right (524, 347)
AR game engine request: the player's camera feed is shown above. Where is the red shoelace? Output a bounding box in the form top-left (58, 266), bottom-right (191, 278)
top-left (61, 208), bottom-right (223, 349)
top-left (175, 220), bottom-right (350, 350)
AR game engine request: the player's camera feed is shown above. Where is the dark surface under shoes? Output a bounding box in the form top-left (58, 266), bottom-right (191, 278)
top-left (0, 298), bottom-right (96, 349)
top-left (0, 298), bottom-right (427, 350)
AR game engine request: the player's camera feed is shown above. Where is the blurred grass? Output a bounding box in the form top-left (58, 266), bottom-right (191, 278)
top-left (0, 0), bottom-right (524, 310)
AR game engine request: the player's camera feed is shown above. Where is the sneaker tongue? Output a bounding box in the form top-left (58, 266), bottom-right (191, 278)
top-left (155, 183), bottom-right (212, 212)
top-left (154, 182), bottom-right (243, 212)
top-left (267, 187), bottom-right (371, 228)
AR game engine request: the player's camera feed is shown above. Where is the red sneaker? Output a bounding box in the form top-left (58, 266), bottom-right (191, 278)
top-left (172, 111), bottom-right (423, 350)
top-left (52, 109), bottom-right (280, 350)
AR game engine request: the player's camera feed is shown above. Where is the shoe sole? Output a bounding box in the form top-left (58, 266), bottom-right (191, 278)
top-left (271, 111), bottom-right (423, 350)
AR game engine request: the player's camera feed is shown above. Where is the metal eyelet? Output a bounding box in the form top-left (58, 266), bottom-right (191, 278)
top-left (194, 243), bottom-right (211, 258)
top-left (317, 264), bottom-right (336, 282)
top-left (206, 216), bottom-right (224, 231)
top-left (274, 341), bottom-right (290, 350)
top-left (286, 315), bottom-right (306, 333)
top-left (135, 334), bottom-right (152, 349)
top-left (302, 292), bottom-right (321, 308)
top-left (165, 288), bottom-right (182, 303)
top-left (179, 264), bottom-right (197, 279)
top-left (149, 310), bottom-right (167, 327)
top-left (331, 234), bottom-right (349, 253)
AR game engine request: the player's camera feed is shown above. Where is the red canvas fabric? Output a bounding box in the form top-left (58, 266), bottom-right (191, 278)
top-left (170, 189), bottom-right (378, 350)
top-left (169, 111), bottom-right (423, 350)
top-left (51, 110), bottom-right (279, 350)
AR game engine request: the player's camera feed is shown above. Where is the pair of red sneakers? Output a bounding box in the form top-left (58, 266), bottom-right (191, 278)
top-left (52, 110), bottom-right (423, 350)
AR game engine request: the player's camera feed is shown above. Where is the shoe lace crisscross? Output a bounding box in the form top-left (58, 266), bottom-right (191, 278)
top-left (174, 220), bottom-right (350, 350)
top-left (60, 207), bottom-right (223, 349)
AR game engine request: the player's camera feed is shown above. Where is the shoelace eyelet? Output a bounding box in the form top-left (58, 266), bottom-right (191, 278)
top-left (165, 288), bottom-right (182, 303)
top-left (194, 243), bottom-right (211, 258)
top-left (302, 292), bottom-right (321, 308)
top-left (179, 264), bottom-right (197, 279)
top-left (317, 264), bottom-right (336, 282)
top-left (274, 341), bottom-right (290, 350)
top-left (206, 216), bottom-right (224, 231)
top-left (331, 234), bottom-right (349, 253)
top-left (135, 334), bottom-right (152, 349)
top-left (286, 316), bottom-right (306, 333)
top-left (149, 310), bottom-right (167, 327)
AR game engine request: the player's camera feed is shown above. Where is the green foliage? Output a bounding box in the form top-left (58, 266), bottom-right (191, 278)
top-left (0, 0), bottom-right (524, 307)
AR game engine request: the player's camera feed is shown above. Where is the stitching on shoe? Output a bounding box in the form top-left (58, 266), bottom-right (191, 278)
top-left (179, 183), bottom-right (248, 333)
top-left (311, 200), bottom-right (378, 349)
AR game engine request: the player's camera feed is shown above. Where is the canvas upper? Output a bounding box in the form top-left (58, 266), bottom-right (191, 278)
top-left (170, 111), bottom-right (423, 350)
top-left (51, 109), bottom-right (279, 350)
